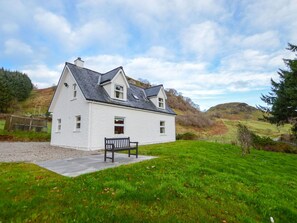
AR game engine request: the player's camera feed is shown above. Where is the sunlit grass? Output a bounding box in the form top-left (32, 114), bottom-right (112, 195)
top-left (1, 141), bottom-right (296, 222)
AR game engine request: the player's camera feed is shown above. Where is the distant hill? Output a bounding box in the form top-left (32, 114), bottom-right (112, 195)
top-left (207, 102), bottom-right (262, 120)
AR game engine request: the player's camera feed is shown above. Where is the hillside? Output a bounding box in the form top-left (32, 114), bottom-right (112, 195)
top-left (19, 87), bottom-right (56, 115)
top-left (207, 102), bottom-right (262, 120)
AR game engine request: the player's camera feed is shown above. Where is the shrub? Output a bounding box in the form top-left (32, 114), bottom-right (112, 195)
top-left (176, 113), bottom-right (213, 128)
top-left (176, 132), bottom-right (197, 140)
top-left (251, 133), bottom-right (297, 154)
top-left (237, 124), bottom-right (253, 155)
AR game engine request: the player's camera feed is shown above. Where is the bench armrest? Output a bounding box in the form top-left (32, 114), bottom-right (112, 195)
top-left (130, 141), bottom-right (138, 146)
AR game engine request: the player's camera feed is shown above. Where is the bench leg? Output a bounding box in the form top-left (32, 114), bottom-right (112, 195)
top-left (112, 150), bottom-right (114, 163)
top-left (136, 147), bottom-right (138, 158)
top-left (104, 149), bottom-right (107, 162)
top-left (128, 150), bottom-right (131, 157)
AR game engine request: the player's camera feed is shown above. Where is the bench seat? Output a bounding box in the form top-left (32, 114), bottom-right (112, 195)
top-left (104, 137), bottom-right (138, 162)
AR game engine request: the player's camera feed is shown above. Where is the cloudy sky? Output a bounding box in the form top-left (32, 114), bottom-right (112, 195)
top-left (1, 0), bottom-right (296, 110)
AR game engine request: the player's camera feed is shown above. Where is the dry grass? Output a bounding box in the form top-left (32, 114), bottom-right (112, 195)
top-left (20, 87), bottom-right (55, 115)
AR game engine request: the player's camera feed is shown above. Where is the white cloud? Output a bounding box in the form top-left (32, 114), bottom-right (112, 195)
top-left (22, 64), bottom-right (61, 88)
top-left (181, 21), bottom-right (225, 59)
top-left (33, 8), bottom-right (127, 51)
top-left (239, 31), bottom-right (280, 50)
top-left (4, 39), bottom-right (33, 55)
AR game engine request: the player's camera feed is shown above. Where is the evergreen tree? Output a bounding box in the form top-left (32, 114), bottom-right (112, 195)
top-left (0, 73), bottom-right (13, 112)
top-left (260, 43), bottom-right (297, 135)
top-left (0, 67), bottom-right (33, 112)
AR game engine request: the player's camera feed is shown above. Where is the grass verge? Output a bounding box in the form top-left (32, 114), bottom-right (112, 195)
top-left (1, 141), bottom-right (296, 222)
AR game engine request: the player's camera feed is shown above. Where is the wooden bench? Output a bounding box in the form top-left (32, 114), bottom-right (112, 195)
top-left (104, 137), bottom-right (138, 162)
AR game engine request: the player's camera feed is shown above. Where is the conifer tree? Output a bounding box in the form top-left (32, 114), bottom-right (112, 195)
top-left (260, 43), bottom-right (297, 135)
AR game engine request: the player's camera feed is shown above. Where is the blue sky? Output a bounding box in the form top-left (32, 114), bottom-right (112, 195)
top-left (1, 0), bottom-right (296, 110)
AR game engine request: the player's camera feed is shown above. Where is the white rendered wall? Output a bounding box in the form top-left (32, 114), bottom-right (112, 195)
top-left (50, 68), bottom-right (90, 150)
top-left (88, 102), bottom-right (176, 150)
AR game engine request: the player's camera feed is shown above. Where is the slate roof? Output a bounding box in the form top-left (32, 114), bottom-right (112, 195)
top-left (144, 85), bottom-right (163, 97)
top-left (66, 62), bottom-right (176, 115)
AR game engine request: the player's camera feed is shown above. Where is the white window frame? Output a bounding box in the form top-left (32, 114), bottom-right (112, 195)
top-left (158, 98), bottom-right (164, 109)
top-left (114, 117), bottom-right (125, 134)
top-left (73, 83), bottom-right (77, 99)
top-left (74, 115), bottom-right (81, 131)
top-left (114, 84), bottom-right (124, 100)
top-left (160, 121), bottom-right (165, 134)
top-left (57, 119), bottom-right (61, 132)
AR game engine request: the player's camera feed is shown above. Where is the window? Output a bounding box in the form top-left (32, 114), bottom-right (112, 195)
top-left (75, 115), bottom-right (81, 131)
top-left (114, 84), bottom-right (124, 99)
top-left (114, 117), bottom-right (124, 134)
top-left (158, 98), bottom-right (164, 108)
top-left (160, 121), bottom-right (165, 134)
top-left (73, 83), bottom-right (77, 98)
top-left (57, 119), bottom-right (61, 132)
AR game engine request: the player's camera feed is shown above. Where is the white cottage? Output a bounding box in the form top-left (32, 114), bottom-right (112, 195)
top-left (49, 58), bottom-right (176, 150)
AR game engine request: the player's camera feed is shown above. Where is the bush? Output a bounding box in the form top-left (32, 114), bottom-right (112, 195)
top-left (176, 113), bottom-right (213, 128)
top-left (237, 124), bottom-right (253, 155)
top-left (176, 132), bottom-right (197, 140)
top-left (252, 133), bottom-right (297, 154)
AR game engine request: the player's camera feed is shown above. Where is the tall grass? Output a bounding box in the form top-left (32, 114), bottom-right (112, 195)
top-left (0, 119), bottom-right (51, 141)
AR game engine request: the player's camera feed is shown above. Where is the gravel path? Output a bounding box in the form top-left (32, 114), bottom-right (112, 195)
top-left (0, 142), bottom-right (100, 162)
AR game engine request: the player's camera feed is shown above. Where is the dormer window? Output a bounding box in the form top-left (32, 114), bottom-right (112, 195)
top-left (114, 84), bottom-right (124, 99)
top-left (73, 83), bottom-right (77, 98)
top-left (158, 98), bottom-right (164, 108)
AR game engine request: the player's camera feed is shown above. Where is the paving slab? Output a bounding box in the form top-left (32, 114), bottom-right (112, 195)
top-left (35, 153), bottom-right (156, 177)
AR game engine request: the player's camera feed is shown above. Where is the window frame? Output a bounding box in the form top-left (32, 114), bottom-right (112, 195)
top-left (73, 83), bottom-right (77, 99)
top-left (160, 121), bottom-right (165, 134)
top-left (74, 115), bottom-right (81, 131)
top-left (114, 84), bottom-right (124, 100)
top-left (57, 118), bottom-right (61, 132)
top-left (158, 97), bottom-right (164, 109)
top-left (114, 117), bottom-right (125, 134)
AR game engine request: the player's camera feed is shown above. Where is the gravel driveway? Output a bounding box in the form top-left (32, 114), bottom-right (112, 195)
top-left (0, 142), bottom-right (100, 162)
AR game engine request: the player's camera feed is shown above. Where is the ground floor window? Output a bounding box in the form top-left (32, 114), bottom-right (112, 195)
top-left (75, 115), bottom-right (81, 131)
top-left (57, 119), bottom-right (61, 132)
top-left (114, 117), bottom-right (125, 134)
top-left (160, 121), bottom-right (165, 134)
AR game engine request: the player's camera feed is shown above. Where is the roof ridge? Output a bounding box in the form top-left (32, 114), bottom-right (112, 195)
top-left (145, 84), bottom-right (163, 89)
top-left (102, 66), bottom-right (123, 75)
top-left (66, 62), bottom-right (102, 75)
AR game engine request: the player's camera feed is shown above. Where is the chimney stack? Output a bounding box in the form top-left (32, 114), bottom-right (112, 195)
top-left (74, 57), bottom-right (84, 68)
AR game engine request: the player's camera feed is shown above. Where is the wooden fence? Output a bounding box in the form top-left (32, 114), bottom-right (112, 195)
top-left (4, 115), bottom-right (47, 132)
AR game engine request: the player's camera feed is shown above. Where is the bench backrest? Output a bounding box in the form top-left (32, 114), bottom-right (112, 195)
top-left (105, 137), bottom-right (130, 148)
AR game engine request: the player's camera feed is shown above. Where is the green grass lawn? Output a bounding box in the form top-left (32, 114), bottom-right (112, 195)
top-left (1, 141), bottom-right (296, 222)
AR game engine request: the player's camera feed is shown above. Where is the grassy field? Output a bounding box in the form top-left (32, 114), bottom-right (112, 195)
top-left (178, 118), bottom-right (292, 144)
top-left (1, 141), bottom-right (296, 222)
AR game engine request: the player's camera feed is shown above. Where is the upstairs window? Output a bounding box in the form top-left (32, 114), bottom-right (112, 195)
top-left (73, 83), bottom-right (77, 98)
top-left (75, 115), bottom-right (81, 131)
top-left (114, 117), bottom-right (124, 134)
top-left (158, 98), bottom-right (164, 108)
top-left (114, 84), bottom-right (124, 99)
top-left (57, 119), bottom-right (61, 132)
top-left (160, 121), bottom-right (165, 134)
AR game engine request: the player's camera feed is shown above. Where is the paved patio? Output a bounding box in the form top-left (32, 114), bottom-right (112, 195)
top-left (35, 153), bottom-right (156, 177)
